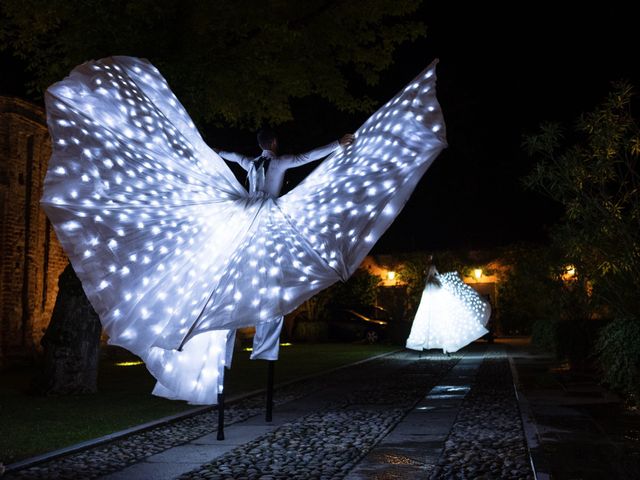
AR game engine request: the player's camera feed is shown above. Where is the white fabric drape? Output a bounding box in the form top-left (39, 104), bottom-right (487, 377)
top-left (41, 56), bottom-right (447, 403)
top-left (406, 272), bottom-right (490, 353)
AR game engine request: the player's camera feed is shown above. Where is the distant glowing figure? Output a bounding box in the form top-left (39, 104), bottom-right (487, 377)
top-left (41, 56), bottom-right (446, 404)
top-left (406, 260), bottom-right (490, 354)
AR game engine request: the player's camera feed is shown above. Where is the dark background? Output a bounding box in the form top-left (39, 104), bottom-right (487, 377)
top-left (352, 3), bottom-right (639, 253)
top-left (2, 3), bottom-right (637, 254)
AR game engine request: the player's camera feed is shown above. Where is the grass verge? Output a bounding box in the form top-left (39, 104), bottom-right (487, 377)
top-left (0, 342), bottom-right (397, 464)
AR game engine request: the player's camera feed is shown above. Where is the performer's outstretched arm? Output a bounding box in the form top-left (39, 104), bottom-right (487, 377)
top-left (218, 151), bottom-right (253, 172)
top-left (278, 134), bottom-right (354, 169)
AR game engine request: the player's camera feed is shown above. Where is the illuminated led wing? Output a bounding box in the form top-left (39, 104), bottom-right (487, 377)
top-left (439, 272), bottom-right (492, 326)
top-left (406, 272), bottom-right (489, 353)
top-left (41, 56), bottom-right (447, 404)
top-left (279, 59), bottom-right (446, 280)
top-left (179, 198), bottom-right (340, 345)
top-left (145, 329), bottom-right (235, 405)
top-left (40, 56), bottom-right (343, 403)
top-left (181, 60), bottom-right (447, 346)
top-left (41, 56), bottom-right (252, 358)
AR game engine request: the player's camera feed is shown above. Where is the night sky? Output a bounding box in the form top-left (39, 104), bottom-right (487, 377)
top-left (244, 4), bottom-right (639, 254)
top-left (2, 3), bottom-right (638, 255)
top-left (361, 4), bottom-right (640, 253)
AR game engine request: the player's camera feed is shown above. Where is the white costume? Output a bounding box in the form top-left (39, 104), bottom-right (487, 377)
top-left (41, 56), bottom-right (446, 404)
top-left (219, 142), bottom-right (340, 197)
top-left (406, 267), bottom-right (490, 354)
top-left (219, 142), bottom-right (343, 360)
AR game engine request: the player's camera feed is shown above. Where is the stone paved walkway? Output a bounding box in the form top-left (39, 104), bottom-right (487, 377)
top-left (6, 339), bottom-right (637, 479)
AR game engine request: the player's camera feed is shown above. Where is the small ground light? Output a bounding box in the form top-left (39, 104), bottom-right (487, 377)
top-left (244, 342), bottom-right (293, 352)
top-left (115, 360), bottom-right (144, 367)
top-left (474, 268), bottom-right (482, 280)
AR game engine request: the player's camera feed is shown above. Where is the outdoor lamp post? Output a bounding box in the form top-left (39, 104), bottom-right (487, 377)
top-left (387, 271), bottom-right (396, 286)
top-left (562, 265), bottom-right (577, 282)
top-left (474, 268), bottom-right (482, 281)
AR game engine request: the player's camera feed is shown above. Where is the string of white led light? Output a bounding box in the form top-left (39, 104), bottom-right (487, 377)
top-left (42, 56), bottom-right (446, 404)
top-left (406, 272), bottom-right (490, 354)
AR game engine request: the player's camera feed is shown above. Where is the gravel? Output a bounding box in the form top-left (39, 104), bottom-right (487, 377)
top-left (431, 350), bottom-right (533, 480)
top-left (6, 348), bottom-right (535, 480)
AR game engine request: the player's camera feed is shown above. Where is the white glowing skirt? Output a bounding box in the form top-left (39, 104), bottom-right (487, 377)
top-left (41, 56), bottom-right (446, 404)
top-left (406, 272), bottom-right (489, 353)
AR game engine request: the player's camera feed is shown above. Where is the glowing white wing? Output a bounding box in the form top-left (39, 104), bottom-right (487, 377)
top-left (280, 59), bottom-right (446, 280)
top-left (43, 56), bottom-right (260, 348)
top-left (439, 272), bottom-right (492, 326)
top-left (406, 271), bottom-right (489, 353)
top-left (41, 56), bottom-right (446, 404)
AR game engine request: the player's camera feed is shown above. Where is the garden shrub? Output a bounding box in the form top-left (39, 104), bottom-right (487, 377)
top-left (292, 320), bottom-right (329, 342)
top-left (531, 318), bottom-right (559, 353)
top-left (594, 318), bottom-right (640, 403)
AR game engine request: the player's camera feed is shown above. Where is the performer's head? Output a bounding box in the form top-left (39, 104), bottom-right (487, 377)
top-left (257, 127), bottom-right (278, 153)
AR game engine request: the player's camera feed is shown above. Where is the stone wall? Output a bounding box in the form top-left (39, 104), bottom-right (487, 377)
top-left (0, 96), bottom-right (68, 364)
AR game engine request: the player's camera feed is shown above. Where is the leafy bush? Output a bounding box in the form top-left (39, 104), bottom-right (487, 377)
top-left (326, 267), bottom-right (381, 308)
top-left (523, 81), bottom-right (640, 395)
top-left (496, 244), bottom-right (564, 335)
top-left (531, 318), bottom-right (559, 353)
top-left (594, 318), bottom-right (640, 403)
top-left (292, 320), bottom-right (329, 342)
top-left (287, 267), bottom-right (380, 340)
top-left (556, 318), bottom-right (608, 370)
top-left (524, 81), bottom-right (640, 323)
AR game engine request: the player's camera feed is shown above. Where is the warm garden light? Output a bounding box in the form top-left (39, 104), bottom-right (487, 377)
top-left (474, 268), bottom-right (482, 280)
top-left (41, 56), bottom-right (446, 404)
top-left (244, 342), bottom-right (292, 352)
top-left (562, 265), bottom-right (577, 282)
top-left (387, 271), bottom-right (396, 281)
top-left (115, 360), bottom-right (144, 367)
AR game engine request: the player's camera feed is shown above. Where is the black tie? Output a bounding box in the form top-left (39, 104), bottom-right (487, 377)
top-left (257, 156), bottom-right (271, 174)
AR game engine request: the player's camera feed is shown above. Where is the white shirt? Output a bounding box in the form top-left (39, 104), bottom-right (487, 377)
top-left (219, 141), bottom-right (340, 197)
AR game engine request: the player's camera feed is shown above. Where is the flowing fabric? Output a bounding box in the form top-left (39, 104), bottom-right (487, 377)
top-left (41, 56), bottom-right (447, 404)
top-left (406, 272), bottom-right (490, 353)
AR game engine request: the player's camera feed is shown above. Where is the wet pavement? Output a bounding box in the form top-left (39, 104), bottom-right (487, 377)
top-left (4, 338), bottom-right (639, 479)
top-left (509, 340), bottom-right (640, 480)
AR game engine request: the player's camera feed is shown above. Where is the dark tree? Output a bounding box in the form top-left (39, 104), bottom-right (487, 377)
top-left (35, 263), bottom-right (102, 394)
top-left (523, 81), bottom-right (640, 321)
top-left (524, 81), bottom-right (640, 400)
top-left (0, 0), bottom-right (425, 128)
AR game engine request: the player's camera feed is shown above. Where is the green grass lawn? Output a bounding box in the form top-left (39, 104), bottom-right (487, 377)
top-left (0, 342), bottom-right (397, 465)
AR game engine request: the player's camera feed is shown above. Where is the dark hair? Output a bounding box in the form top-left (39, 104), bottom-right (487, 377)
top-left (257, 127), bottom-right (277, 150)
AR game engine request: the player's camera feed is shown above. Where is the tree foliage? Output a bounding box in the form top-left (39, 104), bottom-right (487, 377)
top-left (325, 267), bottom-right (381, 309)
top-left (496, 244), bottom-right (564, 336)
top-left (0, 0), bottom-right (425, 128)
top-left (523, 81), bottom-right (640, 320)
top-left (594, 318), bottom-right (640, 402)
top-left (524, 81), bottom-right (640, 401)
top-left (290, 267), bottom-right (381, 324)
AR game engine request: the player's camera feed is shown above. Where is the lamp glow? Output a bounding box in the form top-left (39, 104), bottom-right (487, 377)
top-left (562, 265), bottom-right (577, 281)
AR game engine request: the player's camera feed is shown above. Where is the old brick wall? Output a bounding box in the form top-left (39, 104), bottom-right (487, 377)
top-left (0, 96), bottom-right (68, 364)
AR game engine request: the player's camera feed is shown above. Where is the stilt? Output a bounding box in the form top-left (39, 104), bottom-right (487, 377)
top-left (217, 391), bottom-right (225, 440)
top-left (265, 360), bottom-right (275, 422)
